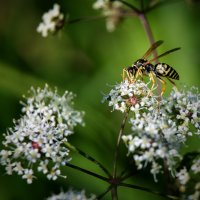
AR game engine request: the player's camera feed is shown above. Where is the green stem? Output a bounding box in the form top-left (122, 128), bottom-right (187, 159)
top-left (111, 109), bottom-right (129, 200)
top-left (119, 159), bottom-right (135, 180)
top-left (111, 187), bottom-right (118, 200)
top-left (64, 142), bottom-right (111, 177)
top-left (68, 15), bottom-right (106, 24)
top-left (113, 0), bottom-right (140, 13)
top-left (119, 182), bottom-right (179, 199)
top-left (97, 185), bottom-right (112, 199)
top-left (144, 0), bottom-right (182, 14)
top-left (112, 109), bottom-right (130, 178)
top-left (139, 13), bottom-right (158, 60)
top-left (65, 163), bottom-right (108, 182)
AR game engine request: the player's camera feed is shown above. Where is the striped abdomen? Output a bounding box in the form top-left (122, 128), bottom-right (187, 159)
top-left (154, 63), bottom-right (179, 80)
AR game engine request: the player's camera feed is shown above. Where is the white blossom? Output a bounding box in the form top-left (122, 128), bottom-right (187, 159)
top-left (37, 4), bottom-right (65, 37)
top-left (93, 0), bottom-right (124, 32)
top-left (191, 158), bottom-right (200, 174)
top-left (46, 189), bottom-right (96, 200)
top-left (176, 167), bottom-right (190, 185)
top-left (0, 85), bottom-right (84, 183)
top-left (22, 169), bottom-right (35, 184)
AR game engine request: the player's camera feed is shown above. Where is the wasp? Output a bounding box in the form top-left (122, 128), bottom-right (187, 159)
top-left (123, 40), bottom-right (180, 95)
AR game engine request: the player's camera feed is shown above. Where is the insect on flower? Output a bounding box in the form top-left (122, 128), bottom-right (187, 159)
top-left (123, 40), bottom-right (180, 95)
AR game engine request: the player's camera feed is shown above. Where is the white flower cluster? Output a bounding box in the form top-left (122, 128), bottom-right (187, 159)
top-left (93, 0), bottom-right (124, 32)
top-left (0, 85), bottom-right (84, 183)
top-left (122, 112), bottom-right (182, 181)
top-left (121, 86), bottom-right (200, 181)
top-left (46, 189), bottom-right (96, 200)
top-left (103, 79), bottom-right (157, 113)
top-left (161, 86), bottom-right (200, 141)
top-left (37, 4), bottom-right (65, 37)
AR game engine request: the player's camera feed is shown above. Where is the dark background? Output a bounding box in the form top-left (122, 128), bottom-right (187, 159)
top-left (0, 0), bottom-right (200, 199)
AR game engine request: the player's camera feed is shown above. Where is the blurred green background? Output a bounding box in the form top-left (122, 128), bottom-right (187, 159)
top-left (0, 0), bottom-right (200, 199)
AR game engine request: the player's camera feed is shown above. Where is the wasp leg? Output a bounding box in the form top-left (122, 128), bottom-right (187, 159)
top-left (122, 68), bottom-right (133, 82)
top-left (133, 66), bottom-right (143, 82)
top-left (167, 78), bottom-right (178, 92)
top-left (122, 68), bottom-right (126, 81)
top-left (148, 72), bottom-right (156, 96)
top-left (157, 76), bottom-right (166, 96)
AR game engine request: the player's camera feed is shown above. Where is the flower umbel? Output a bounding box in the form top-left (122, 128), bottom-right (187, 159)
top-left (0, 85), bottom-right (84, 183)
top-left (122, 112), bottom-right (182, 181)
top-left (46, 189), bottom-right (96, 200)
top-left (37, 4), bottom-right (65, 37)
top-left (103, 79), bottom-right (157, 113)
top-left (122, 86), bottom-right (200, 181)
top-left (161, 86), bottom-right (200, 139)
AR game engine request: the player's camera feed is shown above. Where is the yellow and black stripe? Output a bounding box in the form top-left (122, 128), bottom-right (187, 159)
top-left (155, 63), bottom-right (179, 80)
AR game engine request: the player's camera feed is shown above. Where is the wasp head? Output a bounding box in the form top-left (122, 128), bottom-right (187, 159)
top-left (126, 66), bottom-right (135, 76)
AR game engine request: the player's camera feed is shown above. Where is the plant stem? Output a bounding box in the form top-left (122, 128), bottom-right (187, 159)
top-left (112, 109), bottom-right (130, 178)
top-left (139, 13), bottom-right (158, 61)
top-left (114, 0), bottom-right (140, 13)
top-left (64, 142), bottom-right (111, 177)
top-left (65, 163), bottom-right (108, 182)
top-left (68, 15), bottom-right (106, 24)
top-left (111, 187), bottom-right (118, 200)
top-left (97, 185), bottom-right (112, 199)
top-left (119, 182), bottom-right (179, 199)
top-left (144, 0), bottom-right (182, 14)
top-left (111, 109), bottom-right (129, 200)
top-left (77, 147), bottom-right (112, 177)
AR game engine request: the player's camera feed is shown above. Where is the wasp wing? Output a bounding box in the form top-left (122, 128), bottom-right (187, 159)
top-left (142, 40), bottom-right (164, 59)
top-left (148, 47), bottom-right (181, 63)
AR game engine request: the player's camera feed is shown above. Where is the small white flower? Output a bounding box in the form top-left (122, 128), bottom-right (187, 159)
top-left (13, 162), bottom-right (24, 175)
top-left (150, 162), bottom-right (162, 182)
top-left (37, 4), bottom-right (65, 37)
top-left (93, 0), bottom-right (107, 9)
top-left (191, 158), bottom-right (200, 174)
top-left (38, 160), bottom-right (49, 174)
top-left (176, 167), bottom-right (190, 185)
top-left (22, 169), bottom-right (34, 184)
top-left (47, 168), bottom-right (61, 180)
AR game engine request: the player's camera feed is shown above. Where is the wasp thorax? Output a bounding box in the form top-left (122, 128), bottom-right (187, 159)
top-left (145, 63), bottom-right (154, 73)
top-left (134, 59), bottom-right (146, 68)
